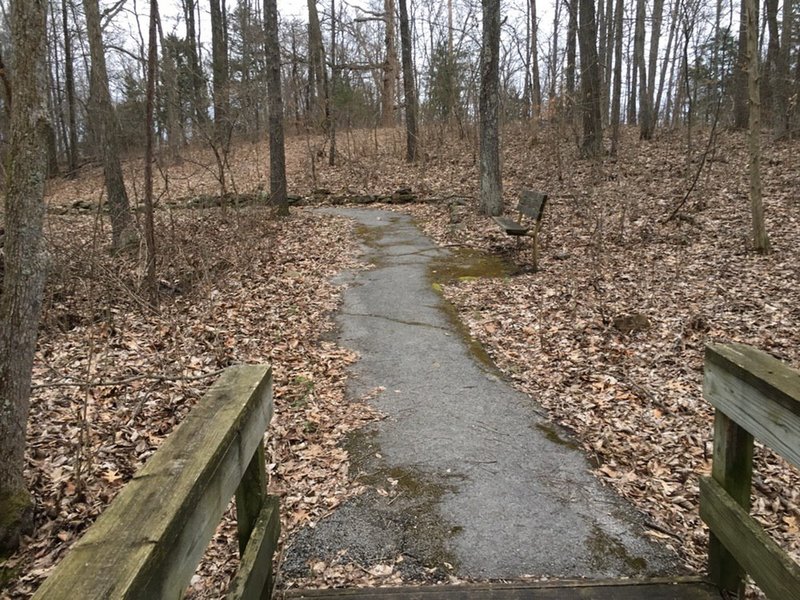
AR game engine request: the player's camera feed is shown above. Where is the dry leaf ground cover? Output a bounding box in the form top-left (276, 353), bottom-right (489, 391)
top-left (1, 125), bottom-right (798, 598)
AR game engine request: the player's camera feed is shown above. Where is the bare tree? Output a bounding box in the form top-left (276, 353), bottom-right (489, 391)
top-left (144, 0), bottom-right (159, 307)
top-left (641, 0), bottom-right (665, 139)
top-left (479, 0), bottom-right (502, 215)
top-left (381, 0), bottom-right (398, 126)
top-left (773, 0), bottom-right (792, 137)
top-left (745, 0), bottom-right (770, 252)
top-left (265, 0), bottom-right (288, 214)
top-left (610, 0), bottom-right (624, 154)
top-left (84, 0), bottom-right (137, 251)
top-left (733, 0), bottom-right (749, 128)
top-left (62, 0), bottom-right (79, 176)
top-left (579, 0), bottom-right (603, 156)
top-left (398, 0), bottom-right (418, 161)
top-left (0, 0), bottom-right (49, 555)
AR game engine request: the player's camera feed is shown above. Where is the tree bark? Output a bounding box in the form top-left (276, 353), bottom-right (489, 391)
top-left (579, 0), bottom-right (603, 157)
top-left (144, 0), bottom-right (159, 308)
top-left (381, 0), bottom-right (398, 127)
top-left (398, 0), bottom-right (418, 161)
top-left (630, 0), bottom-right (644, 125)
top-left (530, 0), bottom-right (542, 118)
top-left (773, 0), bottom-right (792, 137)
top-left (733, 0), bottom-right (749, 128)
top-left (0, 0), bottom-right (49, 555)
top-left (265, 0), bottom-right (289, 215)
top-left (479, 0), bottom-right (502, 215)
top-left (641, 0), bottom-right (664, 139)
top-left (84, 0), bottom-right (137, 251)
top-left (182, 0), bottom-right (208, 129)
top-left (62, 0), bottom-right (79, 176)
top-left (566, 0), bottom-right (578, 106)
top-left (610, 0), bottom-right (624, 154)
top-left (307, 0), bottom-right (328, 127)
top-left (745, 0), bottom-right (770, 252)
top-left (329, 0), bottom-right (337, 166)
top-left (210, 0), bottom-right (231, 155)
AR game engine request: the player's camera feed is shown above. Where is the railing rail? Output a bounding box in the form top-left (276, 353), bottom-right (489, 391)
top-left (701, 343), bottom-right (800, 599)
top-left (32, 364), bottom-right (279, 600)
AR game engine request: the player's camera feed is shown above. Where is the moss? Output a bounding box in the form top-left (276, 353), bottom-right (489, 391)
top-left (587, 525), bottom-right (648, 573)
top-left (0, 488), bottom-right (33, 560)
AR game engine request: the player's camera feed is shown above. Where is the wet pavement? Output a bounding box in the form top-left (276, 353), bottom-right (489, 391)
top-left (282, 208), bottom-right (681, 582)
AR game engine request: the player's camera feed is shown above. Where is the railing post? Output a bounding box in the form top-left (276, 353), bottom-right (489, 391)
top-left (708, 410), bottom-right (754, 594)
top-left (235, 439), bottom-right (268, 556)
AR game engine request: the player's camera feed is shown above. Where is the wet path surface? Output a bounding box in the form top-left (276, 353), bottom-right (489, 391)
top-left (282, 208), bottom-right (680, 582)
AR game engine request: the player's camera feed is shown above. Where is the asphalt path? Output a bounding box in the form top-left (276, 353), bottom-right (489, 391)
top-left (282, 208), bottom-right (680, 582)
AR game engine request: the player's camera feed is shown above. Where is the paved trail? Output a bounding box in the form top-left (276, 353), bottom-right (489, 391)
top-left (283, 208), bottom-right (680, 582)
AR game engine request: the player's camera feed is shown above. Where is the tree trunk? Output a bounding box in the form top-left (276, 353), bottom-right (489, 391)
top-left (307, 0), bottom-right (328, 127)
top-left (265, 0), bottom-right (288, 215)
top-left (381, 0), bottom-right (398, 127)
top-left (641, 0), bottom-right (664, 139)
top-left (761, 0), bottom-right (779, 124)
top-left (210, 0), bottom-right (230, 155)
top-left (0, 0), bottom-right (49, 556)
top-left (156, 12), bottom-right (181, 162)
top-left (329, 0), bottom-right (337, 166)
top-left (733, 0), bottom-right (749, 128)
top-left (62, 0), bottom-right (79, 176)
top-left (773, 0), bottom-right (792, 137)
top-left (745, 0), bottom-right (769, 252)
top-left (566, 0), bottom-right (578, 106)
top-left (398, 0), bottom-right (418, 162)
top-left (84, 0), bottom-right (137, 252)
top-left (579, 0), bottom-right (603, 157)
top-left (530, 0), bottom-right (542, 118)
top-left (610, 0), bottom-right (624, 154)
top-left (653, 0), bottom-right (678, 127)
top-left (144, 0), bottom-right (159, 308)
top-left (182, 0), bottom-right (207, 129)
top-left (479, 0), bottom-right (502, 216)
top-left (602, 0), bottom-right (615, 123)
top-left (631, 0), bottom-right (644, 126)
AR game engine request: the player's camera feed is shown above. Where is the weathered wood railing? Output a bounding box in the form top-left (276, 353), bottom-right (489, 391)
top-left (32, 364), bottom-right (280, 600)
top-left (701, 343), bottom-right (800, 599)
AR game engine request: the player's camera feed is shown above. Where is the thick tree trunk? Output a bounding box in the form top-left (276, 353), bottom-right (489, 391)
top-left (210, 0), bottom-right (230, 153)
top-left (84, 0), bottom-right (137, 252)
top-left (602, 0), bottom-right (614, 123)
top-left (761, 0), bottom-right (779, 119)
top-left (579, 0), bottom-right (603, 157)
top-left (479, 0), bottom-right (502, 216)
top-left (630, 0), bottom-right (644, 126)
top-left (381, 0), bottom-right (398, 127)
top-left (0, 0), bottom-right (49, 556)
top-left (745, 0), bottom-right (770, 252)
top-left (265, 0), bottom-right (288, 215)
top-left (398, 0), bottom-right (418, 162)
top-left (307, 0), bottom-right (328, 127)
top-left (610, 0), bottom-right (624, 154)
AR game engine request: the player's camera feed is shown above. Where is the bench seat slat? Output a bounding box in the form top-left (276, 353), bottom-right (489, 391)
top-left (492, 216), bottom-right (529, 235)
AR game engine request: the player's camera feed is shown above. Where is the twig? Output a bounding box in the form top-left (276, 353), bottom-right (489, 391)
top-left (31, 368), bottom-right (227, 390)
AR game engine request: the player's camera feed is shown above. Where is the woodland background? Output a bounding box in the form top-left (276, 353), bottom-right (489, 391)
top-left (0, 0), bottom-right (798, 597)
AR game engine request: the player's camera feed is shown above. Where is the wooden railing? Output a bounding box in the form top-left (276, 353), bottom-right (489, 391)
top-left (32, 365), bottom-right (280, 600)
top-left (701, 343), bottom-right (800, 599)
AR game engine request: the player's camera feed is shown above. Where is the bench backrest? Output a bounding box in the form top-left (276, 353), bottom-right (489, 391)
top-left (701, 343), bottom-right (800, 599)
top-left (517, 190), bottom-right (548, 222)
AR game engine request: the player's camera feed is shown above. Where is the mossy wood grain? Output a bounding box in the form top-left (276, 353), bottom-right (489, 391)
top-left (700, 476), bottom-right (800, 600)
top-left (704, 343), bottom-right (800, 469)
top-left (226, 496), bottom-right (280, 600)
top-left (32, 364), bottom-right (273, 600)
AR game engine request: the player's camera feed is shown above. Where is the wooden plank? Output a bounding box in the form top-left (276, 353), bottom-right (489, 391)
top-left (285, 578), bottom-right (721, 599)
top-left (700, 476), bottom-right (800, 600)
top-left (227, 496), bottom-right (281, 600)
top-left (707, 411), bottom-right (753, 592)
top-left (32, 365), bottom-right (273, 600)
top-left (492, 216), bottom-right (529, 235)
top-left (518, 190), bottom-right (547, 221)
top-left (236, 441), bottom-right (268, 555)
top-left (704, 343), bottom-right (800, 470)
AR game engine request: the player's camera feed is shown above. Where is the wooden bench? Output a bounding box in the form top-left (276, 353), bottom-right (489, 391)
top-left (492, 190), bottom-right (548, 270)
top-left (31, 365), bottom-right (280, 600)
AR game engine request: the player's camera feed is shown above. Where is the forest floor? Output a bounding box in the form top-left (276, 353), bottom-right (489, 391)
top-left (1, 124), bottom-right (798, 599)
